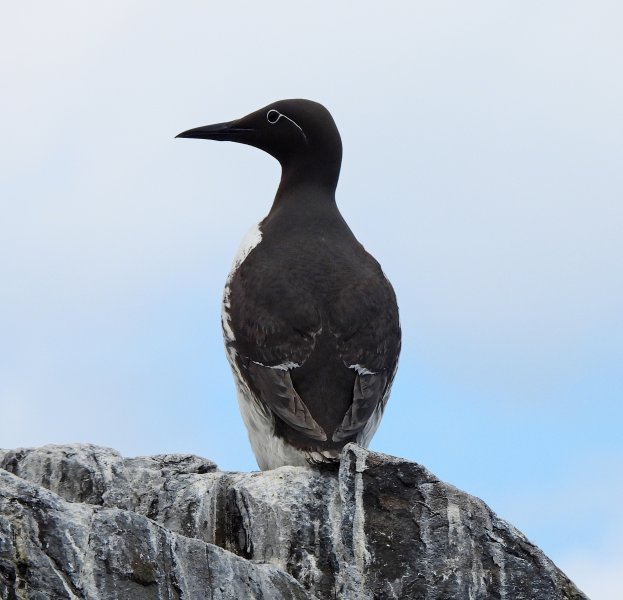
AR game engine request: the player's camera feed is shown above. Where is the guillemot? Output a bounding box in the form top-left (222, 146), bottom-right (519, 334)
top-left (177, 99), bottom-right (401, 470)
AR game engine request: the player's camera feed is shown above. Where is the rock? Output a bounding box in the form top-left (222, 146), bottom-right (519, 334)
top-left (0, 443), bottom-right (588, 599)
top-left (0, 470), bottom-right (313, 600)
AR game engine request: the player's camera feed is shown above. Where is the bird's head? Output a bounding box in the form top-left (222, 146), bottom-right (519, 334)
top-left (177, 99), bottom-right (342, 189)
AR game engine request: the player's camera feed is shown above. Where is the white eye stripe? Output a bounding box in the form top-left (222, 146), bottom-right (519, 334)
top-left (265, 109), bottom-right (308, 142)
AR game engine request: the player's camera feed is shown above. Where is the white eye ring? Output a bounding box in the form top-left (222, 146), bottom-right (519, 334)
top-left (265, 108), bottom-right (308, 142)
top-left (267, 109), bottom-right (281, 124)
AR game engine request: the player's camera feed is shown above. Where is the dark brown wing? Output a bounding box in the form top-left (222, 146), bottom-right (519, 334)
top-left (225, 249), bottom-right (329, 439)
top-left (328, 259), bottom-right (401, 442)
top-left (247, 362), bottom-right (327, 440)
top-left (332, 371), bottom-right (389, 441)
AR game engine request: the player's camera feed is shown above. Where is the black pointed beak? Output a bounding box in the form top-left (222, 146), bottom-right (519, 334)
top-left (175, 121), bottom-right (254, 141)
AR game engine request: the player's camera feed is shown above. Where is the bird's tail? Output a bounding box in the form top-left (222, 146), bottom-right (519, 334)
top-left (303, 448), bottom-right (341, 467)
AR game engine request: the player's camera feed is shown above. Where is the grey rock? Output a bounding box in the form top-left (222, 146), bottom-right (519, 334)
top-left (0, 469), bottom-right (314, 600)
top-left (0, 443), bottom-right (588, 599)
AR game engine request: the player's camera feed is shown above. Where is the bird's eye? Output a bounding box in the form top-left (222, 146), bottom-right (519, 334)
top-left (266, 109), bottom-right (281, 124)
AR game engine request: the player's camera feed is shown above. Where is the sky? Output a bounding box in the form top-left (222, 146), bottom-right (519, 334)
top-left (1, 2), bottom-right (622, 597)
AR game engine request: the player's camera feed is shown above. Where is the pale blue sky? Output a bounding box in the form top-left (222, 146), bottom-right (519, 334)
top-left (1, 2), bottom-right (622, 597)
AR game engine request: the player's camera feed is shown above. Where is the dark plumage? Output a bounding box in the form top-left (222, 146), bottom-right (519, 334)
top-left (177, 99), bottom-right (401, 469)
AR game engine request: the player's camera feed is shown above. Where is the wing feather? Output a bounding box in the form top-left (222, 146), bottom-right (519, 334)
top-left (247, 361), bottom-right (327, 441)
top-left (332, 371), bottom-right (388, 441)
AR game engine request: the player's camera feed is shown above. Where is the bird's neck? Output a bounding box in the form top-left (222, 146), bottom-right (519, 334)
top-left (270, 159), bottom-right (340, 214)
top-left (264, 161), bottom-right (354, 243)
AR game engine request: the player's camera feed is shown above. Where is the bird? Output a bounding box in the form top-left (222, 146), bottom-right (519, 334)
top-left (177, 99), bottom-right (401, 470)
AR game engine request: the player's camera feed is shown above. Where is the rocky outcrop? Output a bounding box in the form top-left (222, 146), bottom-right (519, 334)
top-left (0, 443), bottom-right (588, 600)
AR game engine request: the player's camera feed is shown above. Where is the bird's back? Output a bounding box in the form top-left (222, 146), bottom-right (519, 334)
top-left (224, 204), bottom-right (400, 461)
